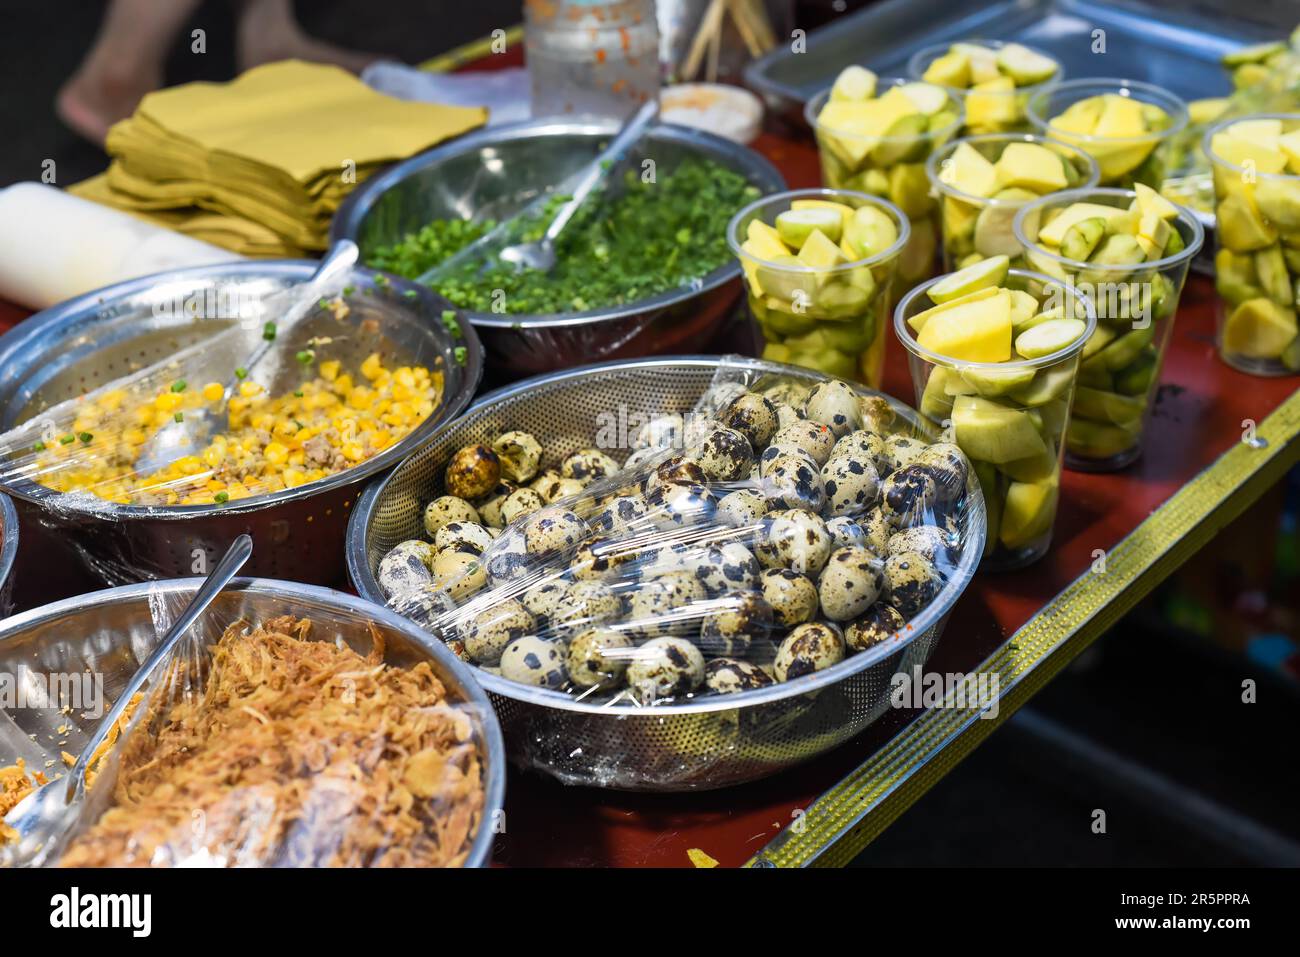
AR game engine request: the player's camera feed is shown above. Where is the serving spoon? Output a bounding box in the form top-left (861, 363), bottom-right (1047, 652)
top-left (419, 100), bottom-right (660, 283)
top-left (133, 241), bottom-right (359, 477)
top-left (1, 534), bottom-right (252, 866)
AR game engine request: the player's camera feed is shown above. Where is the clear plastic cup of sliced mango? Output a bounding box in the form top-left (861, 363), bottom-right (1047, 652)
top-left (1027, 78), bottom-right (1188, 189)
top-left (908, 39), bottom-right (1063, 135)
top-left (1204, 113), bottom-right (1300, 376)
top-left (728, 188), bottom-right (910, 387)
top-left (894, 258), bottom-right (1096, 569)
top-left (927, 133), bottom-right (1099, 272)
top-left (1013, 186), bottom-right (1204, 470)
top-left (804, 72), bottom-right (964, 288)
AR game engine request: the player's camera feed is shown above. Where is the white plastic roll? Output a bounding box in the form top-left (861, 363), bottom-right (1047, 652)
top-left (0, 182), bottom-right (243, 311)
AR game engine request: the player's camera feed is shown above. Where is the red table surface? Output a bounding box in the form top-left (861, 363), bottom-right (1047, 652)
top-left (1, 125), bottom-right (1294, 871)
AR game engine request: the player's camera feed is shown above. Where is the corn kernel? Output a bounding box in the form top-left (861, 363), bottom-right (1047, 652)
top-left (360, 353), bottom-right (382, 380)
top-left (202, 382), bottom-right (224, 402)
top-left (319, 360), bottom-right (341, 382)
top-left (238, 381), bottom-right (263, 398)
top-left (264, 442), bottom-right (289, 465)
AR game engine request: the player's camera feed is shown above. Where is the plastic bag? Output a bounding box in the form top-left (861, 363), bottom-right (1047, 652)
top-left (380, 357), bottom-right (979, 706)
top-left (2, 583), bottom-right (491, 868)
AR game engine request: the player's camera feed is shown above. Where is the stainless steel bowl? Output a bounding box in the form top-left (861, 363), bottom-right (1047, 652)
top-left (0, 493), bottom-right (16, 617)
top-left (0, 261), bottom-right (482, 603)
top-left (0, 577), bottom-right (506, 867)
top-left (330, 118), bottom-right (787, 378)
top-left (346, 356), bottom-right (986, 791)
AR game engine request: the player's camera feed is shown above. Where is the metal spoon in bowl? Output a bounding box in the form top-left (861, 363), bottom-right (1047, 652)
top-left (1, 534), bottom-right (252, 866)
top-left (133, 241), bottom-right (359, 477)
top-left (419, 100), bottom-right (660, 283)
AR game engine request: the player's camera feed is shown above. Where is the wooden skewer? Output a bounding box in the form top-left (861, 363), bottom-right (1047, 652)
top-left (683, 0), bottom-right (727, 81)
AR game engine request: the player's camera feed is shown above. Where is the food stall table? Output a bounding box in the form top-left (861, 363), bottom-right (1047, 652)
top-left (1, 39), bottom-right (1297, 868)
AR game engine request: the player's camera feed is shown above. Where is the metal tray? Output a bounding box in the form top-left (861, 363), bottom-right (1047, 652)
top-left (745, 0), bottom-right (1277, 123)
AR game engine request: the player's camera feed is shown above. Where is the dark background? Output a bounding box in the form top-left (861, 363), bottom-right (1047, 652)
top-left (0, 0), bottom-right (1297, 867)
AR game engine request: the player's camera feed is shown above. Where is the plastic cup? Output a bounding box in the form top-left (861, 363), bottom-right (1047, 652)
top-left (728, 188), bottom-right (910, 387)
top-left (906, 39), bottom-right (1063, 135)
top-left (1012, 187), bottom-right (1204, 470)
top-left (1026, 78), bottom-right (1188, 189)
top-left (805, 78), bottom-right (964, 290)
top-left (895, 268), bottom-right (1096, 569)
top-left (927, 132), bottom-right (1099, 272)
top-left (1204, 113), bottom-right (1300, 376)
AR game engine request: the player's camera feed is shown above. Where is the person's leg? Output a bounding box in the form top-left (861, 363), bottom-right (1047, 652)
top-left (235, 0), bottom-right (378, 75)
top-left (56, 0), bottom-right (203, 144)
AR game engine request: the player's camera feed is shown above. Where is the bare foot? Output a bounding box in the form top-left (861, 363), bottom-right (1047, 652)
top-left (56, 61), bottom-right (159, 146)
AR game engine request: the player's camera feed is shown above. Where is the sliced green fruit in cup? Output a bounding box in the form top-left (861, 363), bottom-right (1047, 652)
top-left (1007, 364), bottom-right (1075, 406)
top-left (1058, 216), bottom-right (1107, 262)
top-left (843, 204), bottom-right (900, 259)
top-left (995, 42), bottom-right (1059, 85)
top-left (1014, 318), bottom-right (1087, 358)
top-left (1066, 418), bottom-right (1136, 459)
top-left (952, 395), bottom-right (1047, 464)
top-left (906, 285), bottom-right (1002, 334)
top-left (957, 365), bottom-right (1037, 396)
top-left (1072, 386), bottom-right (1146, 427)
top-left (776, 208), bottom-right (844, 248)
top-left (1000, 478), bottom-right (1058, 549)
top-left (927, 254), bottom-right (1010, 303)
top-left (917, 288), bottom-right (1013, 361)
top-left (1222, 298), bottom-right (1299, 359)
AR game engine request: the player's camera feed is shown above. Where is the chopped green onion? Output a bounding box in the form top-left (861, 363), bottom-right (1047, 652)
top-left (342, 285), bottom-right (355, 296)
top-left (60, 434), bottom-right (75, 445)
top-left (32, 441), bottom-right (45, 452)
top-left (174, 412), bottom-right (184, 423)
top-left (296, 350), bottom-right (315, 365)
top-left (235, 367), bottom-right (248, 380)
top-left (293, 389), bottom-right (304, 398)
top-left (78, 432), bottom-right (93, 444)
top-left (263, 322), bottom-right (277, 341)
top-left (171, 379), bottom-right (187, 392)
top-left (214, 491), bottom-right (229, 504)
top-left (402, 288), bottom-right (418, 299)
top-left (453, 346), bottom-right (467, 366)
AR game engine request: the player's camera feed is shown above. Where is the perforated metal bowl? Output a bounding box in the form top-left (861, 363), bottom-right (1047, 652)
top-left (0, 577), bottom-right (505, 867)
top-left (0, 261), bottom-right (482, 603)
top-left (0, 493), bottom-right (16, 617)
top-left (347, 356), bottom-right (985, 791)
top-left (331, 118), bottom-right (787, 377)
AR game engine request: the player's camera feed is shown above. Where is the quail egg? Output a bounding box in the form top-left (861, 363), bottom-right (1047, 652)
top-left (826, 515), bottom-right (869, 551)
top-left (716, 489), bottom-right (769, 528)
top-left (719, 392), bottom-right (778, 448)
top-left (844, 603), bottom-right (907, 652)
top-left (431, 548), bottom-right (487, 601)
top-left (699, 591), bottom-right (773, 657)
top-left (883, 550), bottom-right (943, 618)
top-left (386, 582), bottom-right (457, 627)
top-left (857, 395), bottom-right (896, 434)
top-left (623, 447), bottom-right (662, 471)
top-left (562, 448), bottom-right (620, 484)
top-left (500, 487), bottom-right (546, 525)
top-left (698, 380), bottom-right (750, 414)
top-left (880, 465), bottom-right (939, 526)
top-left (645, 481), bottom-right (716, 529)
top-left (634, 414), bottom-right (684, 450)
top-left (774, 622), bottom-right (845, 681)
top-left (695, 427), bottom-right (754, 481)
top-left (759, 568), bottom-right (819, 627)
top-left (887, 525), bottom-right (955, 567)
top-left (817, 546), bottom-right (884, 621)
top-left (879, 434), bottom-right (927, 475)
top-left (625, 570), bottom-right (708, 640)
top-left (423, 496), bottom-right (481, 537)
top-left (535, 475), bottom-right (586, 503)
top-left (821, 454), bottom-right (881, 517)
top-left (529, 468), bottom-right (561, 491)
top-left (491, 431), bottom-right (543, 484)
top-left (649, 454), bottom-right (709, 488)
top-left (377, 541), bottom-right (434, 599)
top-left (499, 635), bottom-right (568, 689)
top-left (521, 578), bottom-right (572, 626)
top-left (445, 443), bottom-right (501, 500)
top-left (571, 537), bottom-right (635, 581)
top-left (772, 421), bottom-right (836, 466)
top-left (758, 442), bottom-right (817, 477)
top-left (692, 542), bottom-right (761, 595)
top-left (483, 528), bottom-right (531, 585)
top-left (860, 506), bottom-right (893, 554)
top-left (761, 453), bottom-right (827, 512)
top-left (550, 581), bottom-right (622, 635)
top-left (704, 657), bottom-right (775, 695)
top-left (626, 636), bottom-right (706, 701)
top-left (462, 598), bottom-right (536, 666)
top-left (523, 507), bottom-right (588, 560)
top-left (683, 414), bottom-right (724, 449)
top-left (755, 509), bottom-right (832, 575)
top-left (433, 521), bottom-right (494, 556)
top-left (476, 482), bottom-right (517, 529)
top-left (803, 380), bottom-right (859, 437)
top-left (589, 494), bottom-right (647, 538)
top-left (830, 430), bottom-right (887, 472)
top-left (912, 442), bottom-right (969, 504)
top-left (771, 402), bottom-right (803, 431)
top-left (566, 627), bottom-right (636, 689)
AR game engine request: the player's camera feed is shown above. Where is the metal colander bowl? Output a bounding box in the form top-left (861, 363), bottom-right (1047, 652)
top-left (0, 493), bottom-right (16, 617)
top-left (347, 356), bottom-right (985, 791)
top-left (0, 261), bottom-right (482, 605)
top-left (0, 577), bottom-right (506, 867)
top-left (330, 118), bottom-right (786, 378)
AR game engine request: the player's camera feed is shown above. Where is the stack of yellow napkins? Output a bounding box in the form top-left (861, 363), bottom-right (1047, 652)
top-left (71, 60), bottom-right (487, 257)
